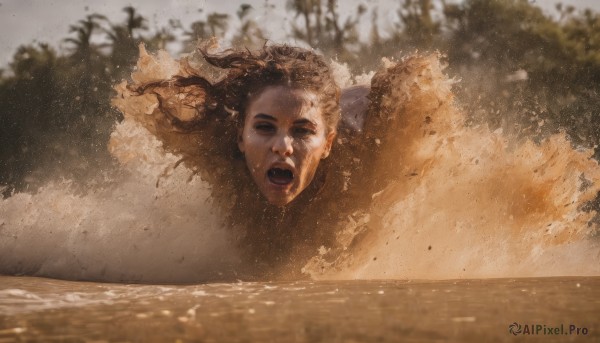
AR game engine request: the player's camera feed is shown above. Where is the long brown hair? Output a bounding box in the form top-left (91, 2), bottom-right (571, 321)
top-left (201, 44), bottom-right (341, 132)
top-left (122, 44), bottom-right (343, 277)
top-left (134, 44), bottom-right (341, 135)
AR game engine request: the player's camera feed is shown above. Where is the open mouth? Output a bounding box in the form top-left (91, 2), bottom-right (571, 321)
top-left (267, 167), bottom-right (294, 186)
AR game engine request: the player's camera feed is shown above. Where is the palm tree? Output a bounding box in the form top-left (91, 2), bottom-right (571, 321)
top-left (103, 6), bottom-right (148, 76)
top-left (64, 14), bottom-right (105, 63)
top-left (64, 14), bottom-right (106, 114)
top-left (183, 11), bottom-right (229, 52)
top-left (123, 6), bottom-right (147, 37)
top-left (147, 27), bottom-right (176, 51)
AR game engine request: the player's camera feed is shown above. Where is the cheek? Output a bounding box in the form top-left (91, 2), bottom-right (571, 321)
top-left (296, 138), bottom-right (328, 169)
top-left (242, 133), bottom-right (269, 168)
top-left (242, 129), bottom-right (260, 151)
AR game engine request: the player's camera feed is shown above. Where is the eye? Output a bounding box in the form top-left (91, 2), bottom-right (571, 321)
top-left (254, 122), bottom-right (276, 133)
top-left (292, 127), bottom-right (316, 136)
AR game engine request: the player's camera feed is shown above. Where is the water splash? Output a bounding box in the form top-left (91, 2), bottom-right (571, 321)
top-left (304, 54), bottom-right (600, 279)
top-left (1, 48), bottom-right (599, 282)
top-left (0, 118), bottom-right (240, 283)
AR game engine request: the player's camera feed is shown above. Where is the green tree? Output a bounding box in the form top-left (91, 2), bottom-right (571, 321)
top-left (104, 6), bottom-right (148, 78)
top-left (64, 14), bottom-right (106, 115)
top-left (145, 27), bottom-right (177, 51)
top-left (439, 0), bottom-right (600, 154)
top-left (231, 4), bottom-right (266, 49)
top-left (2, 1), bottom-right (600, 196)
top-left (64, 14), bottom-right (106, 62)
top-left (287, 0), bottom-right (365, 64)
top-left (397, 0), bottom-right (440, 48)
top-left (183, 11), bottom-right (229, 52)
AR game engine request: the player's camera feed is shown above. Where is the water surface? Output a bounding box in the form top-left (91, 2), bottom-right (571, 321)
top-left (1, 276), bottom-right (598, 342)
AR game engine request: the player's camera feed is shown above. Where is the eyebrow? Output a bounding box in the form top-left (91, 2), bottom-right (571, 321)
top-left (253, 114), bottom-right (317, 126)
top-left (293, 118), bottom-right (317, 126)
top-left (254, 113), bottom-right (276, 121)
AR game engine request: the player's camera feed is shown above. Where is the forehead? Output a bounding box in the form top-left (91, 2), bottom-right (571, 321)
top-left (247, 86), bottom-right (321, 120)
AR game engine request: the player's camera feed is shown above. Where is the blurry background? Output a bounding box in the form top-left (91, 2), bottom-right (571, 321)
top-left (0, 0), bottom-right (599, 196)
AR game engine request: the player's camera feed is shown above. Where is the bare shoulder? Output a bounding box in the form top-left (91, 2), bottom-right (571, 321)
top-left (339, 85), bottom-right (370, 134)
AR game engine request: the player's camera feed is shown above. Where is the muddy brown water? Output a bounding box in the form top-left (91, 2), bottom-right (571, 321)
top-left (0, 276), bottom-right (598, 342)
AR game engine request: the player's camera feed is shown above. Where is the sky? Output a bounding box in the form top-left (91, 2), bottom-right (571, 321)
top-left (0, 0), bottom-right (599, 68)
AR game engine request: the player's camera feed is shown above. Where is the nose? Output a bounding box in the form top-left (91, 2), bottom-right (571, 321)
top-left (272, 134), bottom-right (293, 157)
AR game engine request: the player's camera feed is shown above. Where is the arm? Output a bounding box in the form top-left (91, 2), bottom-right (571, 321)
top-left (339, 85), bottom-right (370, 134)
top-left (110, 45), bottom-right (239, 187)
top-left (334, 54), bottom-right (457, 197)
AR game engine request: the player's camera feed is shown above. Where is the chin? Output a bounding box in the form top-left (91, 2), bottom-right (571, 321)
top-left (259, 179), bottom-right (303, 207)
top-left (262, 188), bottom-right (300, 207)
top-left (265, 195), bottom-right (295, 207)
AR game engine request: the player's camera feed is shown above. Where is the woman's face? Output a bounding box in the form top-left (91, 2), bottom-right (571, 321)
top-left (239, 85), bottom-right (336, 206)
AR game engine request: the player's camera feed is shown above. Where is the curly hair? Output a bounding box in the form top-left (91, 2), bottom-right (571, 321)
top-left (118, 43), bottom-right (344, 277)
top-left (201, 44), bottom-right (341, 132)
